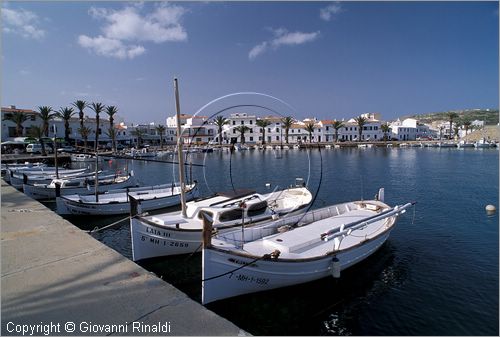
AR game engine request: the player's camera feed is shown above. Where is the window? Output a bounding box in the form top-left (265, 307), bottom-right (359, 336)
top-left (276, 128), bottom-right (279, 132)
top-left (241, 121), bottom-right (244, 125)
top-left (232, 121), bottom-right (236, 125)
top-left (232, 129), bottom-right (236, 134)
top-left (326, 126), bottom-right (329, 131)
top-left (267, 128), bottom-right (271, 133)
top-left (219, 209), bottom-right (242, 222)
top-left (250, 120), bottom-right (253, 125)
top-left (250, 137), bottom-right (253, 141)
top-left (276, 136), bottom-right (279, 141)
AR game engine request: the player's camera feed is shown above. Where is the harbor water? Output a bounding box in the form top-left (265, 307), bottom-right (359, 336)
top-left (51, 147), bottom-right (499, 335)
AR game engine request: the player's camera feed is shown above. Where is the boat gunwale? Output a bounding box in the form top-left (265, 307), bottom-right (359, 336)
top-left (204, 214), bottom-right (397, 264)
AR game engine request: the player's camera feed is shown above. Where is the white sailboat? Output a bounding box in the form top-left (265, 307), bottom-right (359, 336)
top-left (56, 182), bottom-right (199, 216)
top-left (201, 189), bottom-right (414, 304)
top-left (9, 168), bottom-right (92, 190)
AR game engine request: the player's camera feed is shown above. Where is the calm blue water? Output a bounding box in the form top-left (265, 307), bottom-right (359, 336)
top-left (61, 147), bottom-right (499, 335)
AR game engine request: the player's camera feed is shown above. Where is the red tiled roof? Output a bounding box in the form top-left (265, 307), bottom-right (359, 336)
top-left (1, 107), bottom-right (36, 114)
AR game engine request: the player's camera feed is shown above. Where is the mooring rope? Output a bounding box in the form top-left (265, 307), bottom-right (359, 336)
top-left (86, 214), bottom-right (140, 234)
top-left (201, 254), bottom-right (269, 282)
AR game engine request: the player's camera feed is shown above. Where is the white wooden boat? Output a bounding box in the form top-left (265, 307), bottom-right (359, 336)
top-left (324, 145), bottom-right (331, 149)
top-left (457, 141), bottom-right (475, 149)
top-left (438, 142), bottom-right (457, 148)
top-left (474, 138), bottom-right (495, 148)
top-left (130, 184), bottom-right (313, 261)
top-left (23, 172), bottom-right (138, 200)
top-left (1, 162), bottom-right (46, 176)
top-left (10, 168), bottom-right (95, 190)
top-left (70, 153), bottom-right (95, 162)
top-left (7, 167), bottom-right (89, 187)
top-left (56, 182), bottom-right (199, 216)
top-left (201, 190), bottom-right (414, 304)
top-left (126, 148), bottom-right (157, 158)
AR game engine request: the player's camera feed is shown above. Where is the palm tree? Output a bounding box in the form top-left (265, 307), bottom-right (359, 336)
top-left (72, 100), bottom-right (88, 131)
top-left (155, 125), bottom-right (166, 149)
top-left (106, 128), bottom-right (117, 153)
top-left (439, 125), bottom-right (445, 140)
top-left (332, 120), bottom-right (345, 142)
top-left (131, 128), bottom-right (146, 148)
top-left (28, 126), bottom-right (47, 156)
top-left (5, 112), bottom-right (28, 137)
top-left (90, 102), bottom-right (106, 151)
top-left (446, 111), bottom-right (459, 140)
top-left (105, 105), bottom-right (118, 151)
top-left (213, 116), bottom-right (229, 146)
top-left (56, 107), bottom-right (75, 143)
top-left (354, 116), bottom-right (367, 142)
top-left (453, 124), bottom-right (460, 139)
top-left (281, 116), bottom-right (294, 144)
top-left (462, 119), bottom-right (472, 136)
top-left (38, 106), bottom-right (54, 137)
top-left (256, 119), bottom-right (271, 145)
top-left (234, 125), bottom-right (251, 144)
top-left (381, 123), bottom-right (390, 141)
top-left (304, 121), bottom-right (316, 143)
top-left (78, 126), bottom-right (92, 151)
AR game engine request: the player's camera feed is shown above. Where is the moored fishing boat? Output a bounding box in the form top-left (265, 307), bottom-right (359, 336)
top-left (56, 181), bottom-right (199, 216)
top-left (23, 171), bottom-right (138, 200)
top-left (201, 189), bottom-right (414, 304)
top-left (70, 153), bottom-right (95, 162)
top-left (1, 162), bottom-right (46, 176)
top-left (9, 168), bottom-right (93, 190)
top-left (130, 182), bottom-right (313, 261)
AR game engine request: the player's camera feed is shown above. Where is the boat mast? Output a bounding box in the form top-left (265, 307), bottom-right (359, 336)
top-left (94, 151), bottom-right (99, 202)
top-left (174, 78), bottom-right (187, 217)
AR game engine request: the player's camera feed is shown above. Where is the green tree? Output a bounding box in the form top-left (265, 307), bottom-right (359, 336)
top-left (281, 116), bottom-right (294, 144)
top-left (332, 120), bottom-right (345, 142)
top-left (28, 126), bottom-right (47, 156)
top-left (213, 116), bottom-right (229, 146)
top-left (256, 119), bottom-right (271, 145)
top-left (56, 107), bottom-right (75, 143)
top-left (78, 126), bottom-right (92, 152)
top-left (5, 112), bottom-right (28, 137)
top-left (462, 119), bottom-right (472, 136)
top-left (90, 102), bottom-right (106, 151)
top-left (354, 116), bottom-right (367, 142)
top-left (72, 100), bottom-right (88, 130)
top-left (381, 123), bottom-right (391, 141)
top-left (37, 106), bottom-right (54, 137)
top-left (446, 111), bottom-right (459, 140)
top-left (304, 121), bottom-right (316, 143)
top-left (155, 124), bottom-right (166, 149)
top-left (234, 125), bottom-right (251, 144)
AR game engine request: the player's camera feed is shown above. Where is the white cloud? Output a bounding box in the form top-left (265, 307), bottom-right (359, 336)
top-left (1, 7), bottom-right (46, 40)
top-left (249, 28), bottom-right (320, 60)
top-left (320, 2), bottom-right (342, 22)
top-left (79, 3), bottom-right (187, 59)
top-left (78, 35), bottom-right (146, 59)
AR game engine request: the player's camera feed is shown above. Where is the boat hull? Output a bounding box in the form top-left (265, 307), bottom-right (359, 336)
top-left (130, 207), bottom-right (308, 261)
top-left (56, 185), bottom-right (199, 216)
top-left (23, 176), bottom-right (138, 200)
top-left (202, 230), bottom-right (391, 304)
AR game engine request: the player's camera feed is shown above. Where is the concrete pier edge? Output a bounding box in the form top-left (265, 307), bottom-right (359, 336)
top-left (1, 180), bottom-right (248, 336)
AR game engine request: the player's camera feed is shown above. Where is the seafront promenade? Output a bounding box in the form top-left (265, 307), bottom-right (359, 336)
top-left (1, 180), bottom-right (246, 336)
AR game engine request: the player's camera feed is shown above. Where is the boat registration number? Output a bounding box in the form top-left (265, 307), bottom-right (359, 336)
top-left (230, 273), bottom-right (269, 285)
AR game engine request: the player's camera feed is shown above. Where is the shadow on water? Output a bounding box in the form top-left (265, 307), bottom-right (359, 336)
top-left (139, 242), bottom-right (406, 336)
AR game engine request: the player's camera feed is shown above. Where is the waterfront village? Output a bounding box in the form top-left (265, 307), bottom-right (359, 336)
top-left (1, 104), bottom-right (497, 152)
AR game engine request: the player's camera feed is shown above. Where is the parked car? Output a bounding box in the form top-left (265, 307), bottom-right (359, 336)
top-left (26, 143), bottom-right (53, 154)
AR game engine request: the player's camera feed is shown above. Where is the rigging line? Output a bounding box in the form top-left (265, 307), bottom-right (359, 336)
top-left (99, 154), bottom-right (205, 167)
top-left (229, 146), bottom-right (236, 192)
top-left (290, 143), bottom-right (323, 228)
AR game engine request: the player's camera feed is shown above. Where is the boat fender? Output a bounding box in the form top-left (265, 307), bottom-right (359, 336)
top-left (331, 257), bottom-right (341, 278)
top-left (333, 237), bottom-right (341, 251)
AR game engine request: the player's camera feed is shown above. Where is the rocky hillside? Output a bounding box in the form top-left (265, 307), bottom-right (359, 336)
top-left (405, 109), bottom-right (499, 125)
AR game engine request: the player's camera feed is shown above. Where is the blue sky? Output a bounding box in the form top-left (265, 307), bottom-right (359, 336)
top-left (2, 1), bottom-right (499, 124)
